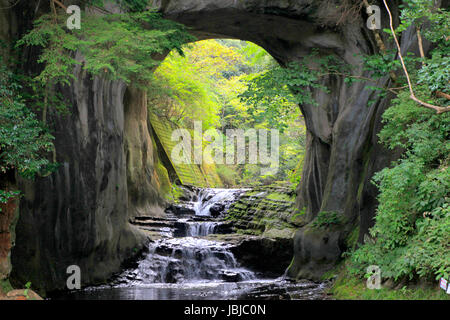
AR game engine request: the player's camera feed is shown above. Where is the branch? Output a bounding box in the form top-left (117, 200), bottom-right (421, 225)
top-left (382, 0), bottom-right (450, 114)
top-left (318, 72), bottom-right (404, 95)
top-left (50, 0), bottom-right (57, 22)
top-left (416, 26), bottom-right (426, 66)
top-left (436, 91), bottom-right (450, 100)
top-left (52, 0), bottom-right (66, 11)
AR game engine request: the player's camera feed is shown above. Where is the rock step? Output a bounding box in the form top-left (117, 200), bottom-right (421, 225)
top-left (133, 216), bottom-right (178, 222)
top-left (132, 220), bottom-right (176, 228)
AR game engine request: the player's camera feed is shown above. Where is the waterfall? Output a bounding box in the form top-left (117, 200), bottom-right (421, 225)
top-left (114, 188), bottom-right (255, 285)
top-left (52, 187), bottom-right (330, 300)
top-left (185, 222), bottom-right (218, 237)
top-left (117, 238), bottom-right (255, 284)
top-left (193, 188), bottom-right (246, 216)
top-left (173, 188), bottom-right (248, 237)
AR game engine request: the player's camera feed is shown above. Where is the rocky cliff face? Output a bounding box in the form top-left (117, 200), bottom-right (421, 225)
top-left (124, 87), bottom-right (166, 218)
top-left (0, 0), bottom-right (436, 291)
top-left (11, 52), bottom-right (153, 291)
top-left (2, 1), bottom-right (171, 292)
top-left (0, 197), bottom-right (19, 282)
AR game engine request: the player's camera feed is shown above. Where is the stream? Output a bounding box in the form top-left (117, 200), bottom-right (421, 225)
top-left (50, 188), bottom-right (330, 300)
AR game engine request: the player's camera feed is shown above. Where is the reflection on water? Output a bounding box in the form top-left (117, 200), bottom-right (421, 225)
top-left (49, 279), bottom-right (331, 300)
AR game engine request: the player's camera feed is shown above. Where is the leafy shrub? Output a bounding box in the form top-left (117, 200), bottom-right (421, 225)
top-left (312, 211), bottom-right (343, 229)
top-left (215, 165), bottom-right (238, 187)
top-left (0, 62), bottom-right (54, 180)
top-left (0, 59), bottom-right (56, 209)
top-left (349, 91), bottom-right (450, 281)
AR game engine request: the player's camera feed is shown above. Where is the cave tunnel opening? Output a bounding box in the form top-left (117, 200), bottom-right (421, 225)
top-left (144, 38), bottom-right (307, 191)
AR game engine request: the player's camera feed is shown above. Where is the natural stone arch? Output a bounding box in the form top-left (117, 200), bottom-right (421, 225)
top-left (5, 0), bottom-right (426, 290)
top-left (153, 0), bottom-right (403, 279)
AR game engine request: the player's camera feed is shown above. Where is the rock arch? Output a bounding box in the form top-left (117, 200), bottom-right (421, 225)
top-left (4, 0), bottom-right (426, 290)
top-left (154, 0), bottom-right (404, 279)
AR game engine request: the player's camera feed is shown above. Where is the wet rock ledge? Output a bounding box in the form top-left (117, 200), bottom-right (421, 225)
top-left (129, 185), bottom-right (303, 277)
top-left (209, 185), bottom-right (304, 276)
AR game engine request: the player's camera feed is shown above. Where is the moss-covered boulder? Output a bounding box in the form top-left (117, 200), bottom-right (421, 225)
top-left (223, 185), bottom-right (302, 275)
top-left (226, 185), bottom-right (303, 238)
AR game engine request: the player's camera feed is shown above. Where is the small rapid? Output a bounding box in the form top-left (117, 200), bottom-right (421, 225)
top-left (116, 237), bottom-right (255, 284)
top-left (193, 188), bottom-right (247, 216)
top-left (183, 221), bottom-right (219, 237)
top-left (122, 188), bottom-right (255, 284)
top-left (49, 188), bottom-right (330, 300)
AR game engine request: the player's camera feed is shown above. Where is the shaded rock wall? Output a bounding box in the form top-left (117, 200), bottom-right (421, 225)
top-left (124, 87), bottom-right (166, 218)
top-left (3, 1), bottom-right (170, 292)
top-left (11, 52), bottom-right (150, 291)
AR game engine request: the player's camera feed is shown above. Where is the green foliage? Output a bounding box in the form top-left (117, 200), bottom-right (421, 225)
top-left (346, 1), bottom-right (450, 284)
top-left (237, 41), bottom-right (277, 72)
top-left (170, 184), bottom-right (184, 203)
top-left (86, 0), bottom-right (150, 12)
top-left (239, 51), bottom-right (345, 130)
top-left (18, 10), bottom-right (195, 88)
top-left (0, 189), bottom-right (20, 207)
top-left (361, 51), bottom-right (401, 80)
top-left (349, 91), bottom-right (450, 281)
top-left (291, 207), bottom-right (306, 222)
top-left (312, 211), bottom-right (343, 229)
top-left (215, 164), bottom-right (238, 187)
top-left (23, 281), bottom-right (32, 299)
top-left (397, 0), bottom-right (449, 46)
top-left (0, 61), bottom-right (54, 180)
top-left (151, 39), bottom-right (306, 186)
top-left (0, 279), bottom-right (13, 295)
top-left (385, 0), bottom-right (449, 96)
top-left (148, 40), bottom-right (229, 128)
top-left (417, 50), bottom-right (450, 93)
top-left (118, 0), bottom-right (150, 12)
top-left (331, 270), bottom-right (449, 300)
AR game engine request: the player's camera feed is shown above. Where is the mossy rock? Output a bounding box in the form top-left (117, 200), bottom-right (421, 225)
top-left (329, 266), bottom-right (450, 300)
top-left (226, 184), bottom-right (300, 236)
top-left (346, 225), bottom-right (360, 250)
top-left (262, 227), bottom-right (296, 239)
top-left (0, 279), bottom-right (13, 296)
top-left (265, 192), bottom-right (295, 202)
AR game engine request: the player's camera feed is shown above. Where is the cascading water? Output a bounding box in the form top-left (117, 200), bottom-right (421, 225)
top-left (122, 188), bottom-right (255, 284)
top-left (184, 221), bottom-right (219, 237)
top-left (51, 188), bottom-right (330, 300)
top-left (193, 188), bottom-right (246, 216)
top-left (117, 237), bottom-right (255, 284)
